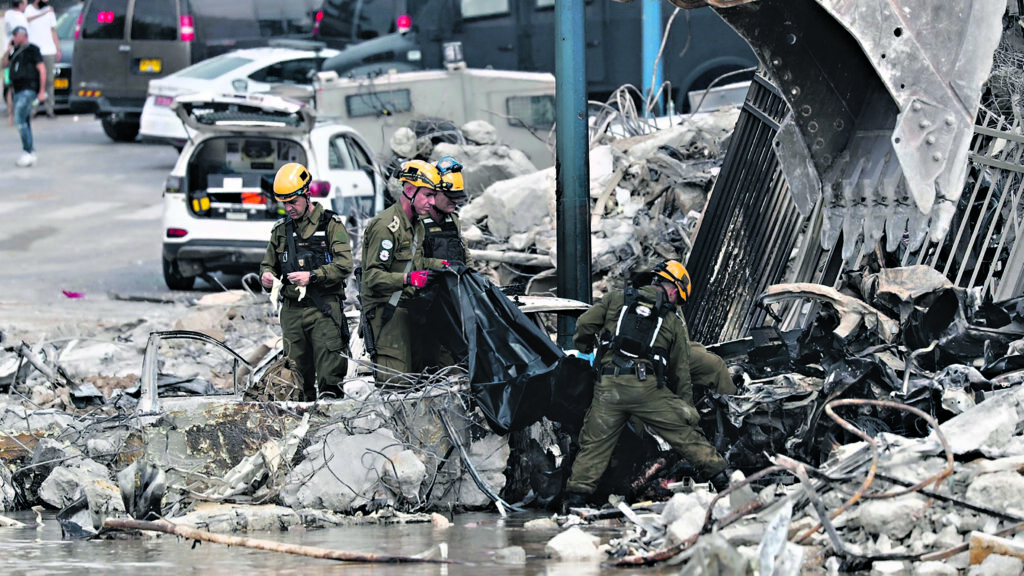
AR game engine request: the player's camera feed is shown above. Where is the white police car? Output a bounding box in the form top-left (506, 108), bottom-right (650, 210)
top-left (141, 44), bottom-right (339, 148)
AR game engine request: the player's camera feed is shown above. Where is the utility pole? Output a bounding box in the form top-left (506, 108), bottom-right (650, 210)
top-left (642, 0), bottom-right (664, 115)
top-left (555, 0), bottom-right (592, 348)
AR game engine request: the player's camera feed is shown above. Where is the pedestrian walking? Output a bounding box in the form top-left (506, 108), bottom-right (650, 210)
top-left (3, 24), bottom-right (44, 166)
top-left (3, 0), bottom-right (29, 126)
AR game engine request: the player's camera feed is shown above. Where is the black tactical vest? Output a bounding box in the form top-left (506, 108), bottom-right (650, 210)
top-left (609, 287), bottom-right (672, 363)
top-left (421, 215), bottom-right (466, 264)
top-left (282, 210), bottom-right (337, 274)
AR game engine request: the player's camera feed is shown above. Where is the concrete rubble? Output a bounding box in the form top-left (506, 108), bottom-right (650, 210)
top-left (2, 64), bottom-right (1024, 574)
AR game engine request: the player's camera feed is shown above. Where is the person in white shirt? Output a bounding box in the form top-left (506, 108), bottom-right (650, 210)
top-left (24, 0), bottom-right (56, 117)
top-left (3, 0), bottom-right (30, 125)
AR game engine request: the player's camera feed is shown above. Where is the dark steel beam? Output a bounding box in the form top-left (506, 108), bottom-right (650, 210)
top-left (555, 0), bottom-right (592, 348)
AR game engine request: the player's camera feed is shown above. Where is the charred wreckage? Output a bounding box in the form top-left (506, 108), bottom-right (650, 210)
top-left (2, 0), bottom-right (1024, 571)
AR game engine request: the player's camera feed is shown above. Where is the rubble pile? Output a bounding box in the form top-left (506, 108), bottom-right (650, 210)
top-left (385, 110), bottom-right (738, 293)
top-left (3, 101), bottom-right (1024, 572)
top-left (539, 265), bottom-right (1024, 572)
top-left (0, 291), bottom-right (516, 535)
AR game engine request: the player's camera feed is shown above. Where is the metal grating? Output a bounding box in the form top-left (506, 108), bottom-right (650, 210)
top-left (903, 107), bottom-right (1024, 301)
top-left (688, 90), bottom-right (1023, 345)
top-left (684, 73), bottom-right (839, 343)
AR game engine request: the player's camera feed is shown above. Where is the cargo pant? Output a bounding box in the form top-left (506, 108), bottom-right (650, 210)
top-left (368, 305), bottom-right (413, 385)
top-left (690, 343), bottom-right (736, 395)
top-left (566, 373), bottom-right (728, 494)
top-left (280, 298), bottom-right (347, 400)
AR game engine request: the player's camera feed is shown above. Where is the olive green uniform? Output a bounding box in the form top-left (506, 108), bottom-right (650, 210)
top-left (260, 203), bottom-right (353, 399)
top-left (359, 202), bottom-right (424, 384)
top-left (690, 342), bottom-right (736, 395)
top-left (417, 212), bottom-right (473, 268)
top-left (566, 286), bottom-right (728, 495)
top-left (412, 212), bottom-right (471, 371)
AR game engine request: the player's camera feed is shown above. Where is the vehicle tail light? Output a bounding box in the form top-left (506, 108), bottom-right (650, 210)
top-left (74, 10), bottom-right (84, 39)
top-left (180, 15), bottom-right (194, 42)
top-left (313, 10), bottom-right (323, 35)
top-left (165, 175), bottom-right (182, 194)
top-left (166, 228), bottom-right (188, 238)
top-left (155, 96), bottom-right (174, 107)
top-left (397, 14), bottom-right (411, 33)
top-left (309, 180), bottom-right (331, 198)
top-left (241, 192), bottom-right (266, 205)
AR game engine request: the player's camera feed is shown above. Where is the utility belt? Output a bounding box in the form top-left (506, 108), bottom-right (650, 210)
top-left (285, 296), bottom-right (318, 308)
top-left (600, 359), bottom-right (652, 381)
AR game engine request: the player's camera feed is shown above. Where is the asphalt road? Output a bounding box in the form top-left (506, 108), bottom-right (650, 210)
top-left (0, 114), bottom-right (230, 338)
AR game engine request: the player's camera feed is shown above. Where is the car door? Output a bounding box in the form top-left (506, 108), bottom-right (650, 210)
top-left (74, 0), bottom-right (131, 99)
top-left (312, 127), bottom-right (378, 216)
top-left (126, 0), bottom-right (188, 100)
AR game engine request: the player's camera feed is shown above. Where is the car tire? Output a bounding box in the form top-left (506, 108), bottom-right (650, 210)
top-left (163, 256), bottom-right (196, 290)
top-left (101, 117), bottom-right (140, 142)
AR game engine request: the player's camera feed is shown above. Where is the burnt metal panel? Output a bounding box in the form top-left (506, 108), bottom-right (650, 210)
top-left (685, 74), bottom-right (839, 343)
top-left (904, 107), bottom-right (1024, 302)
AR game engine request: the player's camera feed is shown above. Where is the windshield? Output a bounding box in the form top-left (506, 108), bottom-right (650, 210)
top-left (315, 0), bottom-right (401, 42)
top-left (56, 5), bottom-right (82, 40)
top-left (192, 0), bottom-right (325, 40)
top-left (177, 56), bottom-right (255, 80)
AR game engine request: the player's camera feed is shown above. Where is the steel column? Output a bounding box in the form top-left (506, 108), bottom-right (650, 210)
top-left (555, 0), bottom-right (592, 348)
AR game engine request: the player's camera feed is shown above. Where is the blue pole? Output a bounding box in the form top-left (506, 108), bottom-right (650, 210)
top-left (642, 0), bottom-right (663, 115)
top-left (555, 0), bottom-right (591, 347)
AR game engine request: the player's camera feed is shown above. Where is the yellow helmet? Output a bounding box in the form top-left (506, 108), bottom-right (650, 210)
top-left (653, 260), bottom-right (692, 302)
top-left (273, 162), bottom-right (311, 202)
top-left (435, 155), bottom-right (467, 203)
top-left (396, 159), bottom-right (441, 190)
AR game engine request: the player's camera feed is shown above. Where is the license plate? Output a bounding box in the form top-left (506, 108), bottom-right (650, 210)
top-left (139, 59), bottom-right (162, 73)
top-left (225, 211), bottom-right (249, 221)
top-left (54, 78), bottom-right (68, 89)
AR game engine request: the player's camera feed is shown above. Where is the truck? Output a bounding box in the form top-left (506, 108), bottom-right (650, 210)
top-left (313, 64), bottom-right (557, 169)
top-left (317, 0), bottom-right (758, 107)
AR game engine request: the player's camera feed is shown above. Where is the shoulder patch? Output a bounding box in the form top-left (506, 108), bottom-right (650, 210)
top-left (381, 239), bottom-right (394, 249)
top-left (379, 249), bottom-right (390, 261)
top-left (387, 215), bottom-right (401, 233)
top-left (332, 214), bottom-right (344, 223)
top-left (272, 218), bottom-right (287, 229)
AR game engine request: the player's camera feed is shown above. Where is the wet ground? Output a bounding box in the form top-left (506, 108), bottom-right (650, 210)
top-left (0, 509), bottom-right (684, 576)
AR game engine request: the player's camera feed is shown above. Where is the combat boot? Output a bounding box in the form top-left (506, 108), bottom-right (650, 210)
top-left (708, 471), bottom-right (730, 492)
top-left (560, 491), bottom-right (590, 514)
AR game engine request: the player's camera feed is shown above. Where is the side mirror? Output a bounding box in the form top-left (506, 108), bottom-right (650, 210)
top-left (309, 180), bottom-right (331, 198)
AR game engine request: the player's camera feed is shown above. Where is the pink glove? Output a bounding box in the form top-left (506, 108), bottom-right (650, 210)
top-left (408, 270), bottom-right (431, 288)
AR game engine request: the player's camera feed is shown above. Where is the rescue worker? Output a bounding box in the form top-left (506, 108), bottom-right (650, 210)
top-left (359, 159), bottom-right (439, 384)
top-left (260, 163), bottom-right (353, 400)
top-left (418, 155), bottom-right (472, 267)
top-left (562, 259), bottom-right (729, 510)
top-left (410, 155), bottom-right (472, 372)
